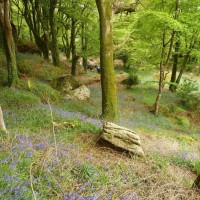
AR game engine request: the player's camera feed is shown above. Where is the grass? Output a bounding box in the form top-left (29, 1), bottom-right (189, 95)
top-left (0, 54), bottom-right (200, 199)
top-left (17, 53), bottom-right (66, 81)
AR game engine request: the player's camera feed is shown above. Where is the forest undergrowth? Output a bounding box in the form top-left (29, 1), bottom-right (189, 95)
top-left (0, 68), bottom-right (200, 200)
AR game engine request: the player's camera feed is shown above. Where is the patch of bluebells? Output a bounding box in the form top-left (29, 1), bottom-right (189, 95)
top-left (36, 105), bottom-right (103, 128)
top-left (179, 149), bottom-right (199, 161)
top-left (34, 141), bottom-right (46, 150)
top-left (0, 173), bottom-right (31, 199)
top-left (121, 193), bottom-right (139, 200)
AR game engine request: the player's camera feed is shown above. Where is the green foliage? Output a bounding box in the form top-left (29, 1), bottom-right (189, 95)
top-left (0, 88), bottom-right (41, 108)
top-left (72, 162), bottom-right (97, 181)
top-left (122, 73), bottom-right (140, 89)
top-left (193, 161), bottom-right (200, 174)
top-left (177, 79), bottom-right (200, 111)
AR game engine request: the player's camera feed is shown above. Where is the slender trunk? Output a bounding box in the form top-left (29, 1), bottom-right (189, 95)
top-left (71, 18), bottom-right (78, 76)
top-left (154, 0), bottom-right (179, 114)
top-left (154, 32), bottom-right (166, 115)
top-left (176, 54), bottom-right (190, 84)
top-left (96, 0), bottom-right (118, 120)
top-left (49, 0), bottom-right (60, 66)
top-left (81, 22), bottom-right (88, 73)
top-left (169, 40), bottom-right (180, 91)
top-left (29, 28), bottom-right (33, 42)
top-left (66, 29), bottom-right (71, 60)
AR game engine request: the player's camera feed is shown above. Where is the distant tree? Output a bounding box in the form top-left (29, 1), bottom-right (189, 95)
top-left (129, 0), bottom-right (182, 115)
top-left (21, 0), bottom-right (60, 66)
top-left (0, 0), bottom-right (19, 87)
top-left (169, 0), bottom-right (200, 91)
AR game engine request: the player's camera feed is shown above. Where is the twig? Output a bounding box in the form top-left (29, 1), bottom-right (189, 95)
top-left (47, 99), bottom-right (58, 157)
top-left (30, 162), bottom-right (37, 200)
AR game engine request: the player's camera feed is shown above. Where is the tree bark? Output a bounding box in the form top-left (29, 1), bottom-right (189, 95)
top-left (96, 0), bottom-right (118, 120)
top-left (0, 0), bottom-right (19, 87)
top-left (71, 17), bottom-right (78, 76)
top-left (154, 32), bottom-right (166, 115)
top-left (176, 53), bottom-right (190, 85)
top-left (49, 0), bottom-right (60, 66)
top-left (81, 22), bottom-right (88, 73)
top-left (169, 40), bottom-right (180, 91)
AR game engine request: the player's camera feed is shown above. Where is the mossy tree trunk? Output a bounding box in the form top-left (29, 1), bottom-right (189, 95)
top-left (0, 22), bottom-right (6, 63)
top-left (49, 0), bottom-right (60, 66)
top-left (96, 0), bottom-right (118, 121)
top-left (0, 0), bottom-right (19, 87)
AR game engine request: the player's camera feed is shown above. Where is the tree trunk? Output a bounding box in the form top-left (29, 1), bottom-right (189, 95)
top-left (154, 32), bottom-right (166, 115)
top-left (81, 22), bottom-right (88, 73)
top-left (0, 0), bottom-right (19, 87)
top-left (153, 0), bottom-right (178, 115)
top-left (49, 0), bottom-right (60, 66)
top-left (71, 17), bottom-right (78, 76)
top-left (0, 23), bottom-right (6, 65)
top-left (169, 40), bottom-right (180, 91)
top-left (176, 54), bottom-right (190, 85)
top-left (96, 0), bottom-right (118, 120)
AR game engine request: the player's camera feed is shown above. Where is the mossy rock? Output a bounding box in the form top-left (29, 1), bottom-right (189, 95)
top-left (51, 74), bottom-right (80, 93)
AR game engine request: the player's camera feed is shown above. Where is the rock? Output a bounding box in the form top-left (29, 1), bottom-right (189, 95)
top-left (100, 122), bottom-right (144, 157)
top-left (51, 74), bottom-right (80, 93)
top-left (71, 85), bottom-right (90, 101)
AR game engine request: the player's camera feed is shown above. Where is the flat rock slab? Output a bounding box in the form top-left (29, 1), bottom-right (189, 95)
top-left (100, 122), bottom-right (144, 157)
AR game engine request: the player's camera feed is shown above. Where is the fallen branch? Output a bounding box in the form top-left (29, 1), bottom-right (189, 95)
top-left (0, 105), bottom-right (7, 133)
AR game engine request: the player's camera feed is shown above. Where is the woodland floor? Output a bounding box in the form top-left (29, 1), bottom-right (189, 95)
top-left (0, 66), bottom-right (200, 199)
